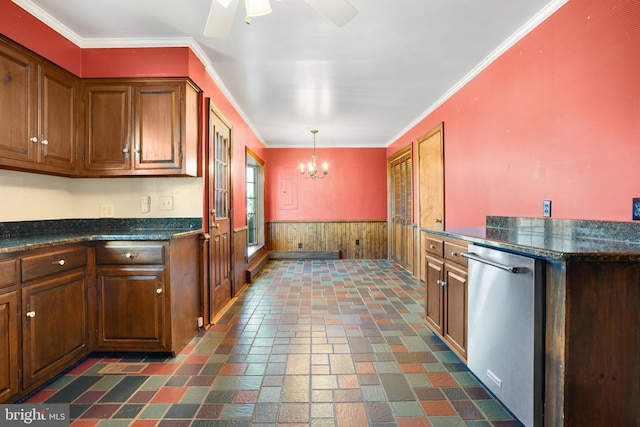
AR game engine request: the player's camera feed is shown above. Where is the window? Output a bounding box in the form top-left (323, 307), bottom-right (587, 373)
top-left (246, 149), bottom-right (265, 254)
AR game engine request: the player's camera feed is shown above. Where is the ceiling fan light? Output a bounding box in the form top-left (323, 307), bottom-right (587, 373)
top-left (245, 0), bottom-right (272, 17)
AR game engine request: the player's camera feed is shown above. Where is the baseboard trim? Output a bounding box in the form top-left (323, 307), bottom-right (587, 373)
top-left (270, 250), bottom-right (340, 260)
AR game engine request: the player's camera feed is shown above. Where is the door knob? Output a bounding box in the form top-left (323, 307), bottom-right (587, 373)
top-left (156, 288), bottom-right (163, 294)
top-left (211, 222), bottom-right (219, 229)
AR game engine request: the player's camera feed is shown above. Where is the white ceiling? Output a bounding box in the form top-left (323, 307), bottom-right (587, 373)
top-left (13, 0), bottom-right (565, 148)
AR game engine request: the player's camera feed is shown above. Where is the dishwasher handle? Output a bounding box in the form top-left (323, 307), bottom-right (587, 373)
top-left (461, 251), bottom-right (523, 274)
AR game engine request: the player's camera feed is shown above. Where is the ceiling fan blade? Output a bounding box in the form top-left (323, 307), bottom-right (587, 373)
top-left (204, 0), bottom-right (240, 38)
top-left (304, 0), bottom-right (358, 27)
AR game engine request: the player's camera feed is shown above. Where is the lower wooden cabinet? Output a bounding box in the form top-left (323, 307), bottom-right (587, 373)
top-left (21, 270), bottom-right (89, 389)
top-left (0, 235), bottom-right (200, 403)
top-left (424, 233), bottom-right (468, 362)
top-left (96, 266), bottom-right (167, 351)
top-left (0, 289), bottom-right (19, 402)
top-left (94, 236), bottom-right (200, 355)
top-left (0, 245), bottom-right (90, 403)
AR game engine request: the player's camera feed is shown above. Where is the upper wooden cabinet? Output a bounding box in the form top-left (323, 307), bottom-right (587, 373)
top-left (80, 79), bottom-right (201, 177)
top-left (0, 37), bottom-right (78, 176)
top-left (0, 36), bottom-right (201, 178)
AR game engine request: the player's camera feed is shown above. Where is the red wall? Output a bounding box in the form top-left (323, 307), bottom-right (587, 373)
top-left (387, 0), bottom-right (640, 226)
top-left (266, 148), bottom-right (387, 221)
top-left (0, 0), bottom-right (81, 74)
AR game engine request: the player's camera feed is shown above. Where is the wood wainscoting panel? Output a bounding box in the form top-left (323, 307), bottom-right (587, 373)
top-left (267, 221), bottom-right (387, 259)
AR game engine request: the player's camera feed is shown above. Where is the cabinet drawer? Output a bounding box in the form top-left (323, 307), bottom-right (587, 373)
top-left (444, 241), bottom-right (468, 267)
top-left (96, 242), bottom-right (165, 265)
top-left (0, 259), bottom-right (17, 289)
top-left (425, 237), bottom-right (444, 257)
top-left (20, 246), bottom-right (88, 283)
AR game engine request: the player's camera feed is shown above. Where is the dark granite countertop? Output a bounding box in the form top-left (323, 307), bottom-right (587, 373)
top-left (0, 218), bottom-right (204, 254)
top-left (423, 217), bottom-right (640, 261)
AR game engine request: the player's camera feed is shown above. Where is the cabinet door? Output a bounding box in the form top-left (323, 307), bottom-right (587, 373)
top-left (0, 41), bottom-right (37, 165)
top-left (37, 64), bottom-right (78, 173)
top-left (0, 290), bottom-right (19, 403)
top-left (83, 84), bottom-right (132, 174)
top-left (425, 255), bottom-right (444, 335)
top-left (444, 262), bottom-right (467, 360)
top-left (22, 271), bottom-right (89, 388)
top-left (133, 84), bottom-right (182, 173)
top-left (96, 267), bottom-right (167, 351)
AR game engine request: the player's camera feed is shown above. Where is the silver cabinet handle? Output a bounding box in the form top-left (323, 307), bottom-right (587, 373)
top-left (122, 253), bottom-right (138, 259)
top-left (30, 136), bottom-right (38, 143)
top-left (26, 311), bottom-right (36, 318)
top-left (52, 259), bottom-right (65, 266)
top-left (436, 279), bottom-right (447, 287)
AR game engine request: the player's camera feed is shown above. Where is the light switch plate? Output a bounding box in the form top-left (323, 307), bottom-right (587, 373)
top-left (140, 196), bottom-right (150, 213)
top-left (633, 198), bottom-right (640, 221)
top-left (542, 200), bottom-right (552, 217)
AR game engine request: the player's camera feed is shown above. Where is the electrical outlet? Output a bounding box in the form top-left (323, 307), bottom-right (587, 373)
top-left (159, 196), bottom-right (173, 210)
top-left (542, 200), bottom-right (552, 217)
top-left (100, 204), bottom-right (115, 218)
top-left (297, 243), bottom-right (302, 249)
top-left (633, 198), bottom-right (640, 221)
top-left (355, 239), bottom-right (360, 245)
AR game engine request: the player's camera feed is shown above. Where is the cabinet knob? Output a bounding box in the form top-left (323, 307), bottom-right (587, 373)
top-left (52, 259), bottom-right (66, 266)
top-left (435, 218), bottom-right (443, 223)
top-left (41, 139), bottom-right (49, 145)
top-left (429, 245), bottom-right (435, 249)
top-left (123, 147), bottom-right (129, 154)
top-left (30, 136), bottom-right (38, 143)
top-left (156, 288), bottom-right (163, 294)
top-left (26, 311), bottom-right (36, 318)
top-left (451, 251), bottom-right (458, 257)
top-left (122, 252), bottom-right (138, 259)
top-left (436, 279), bottom-right (447, 287)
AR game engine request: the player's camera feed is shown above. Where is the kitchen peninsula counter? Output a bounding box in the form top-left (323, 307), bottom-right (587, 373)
top-left (422, 216), bottom-right (639, 427)
top-left (424, 216), bottom-right (640, 261)
top-left (0, 218), bottom-right (203, 254)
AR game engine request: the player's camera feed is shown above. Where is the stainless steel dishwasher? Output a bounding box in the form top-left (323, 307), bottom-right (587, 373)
top-left (462, 245), bottom-right (544, 427)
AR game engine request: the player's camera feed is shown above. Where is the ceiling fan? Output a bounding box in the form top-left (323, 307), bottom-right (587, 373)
top-left (204, 0), bottom-right (358, 37)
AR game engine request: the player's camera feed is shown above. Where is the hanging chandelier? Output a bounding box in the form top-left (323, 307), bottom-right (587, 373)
top-left (299, 130), bottom-right (328, 179)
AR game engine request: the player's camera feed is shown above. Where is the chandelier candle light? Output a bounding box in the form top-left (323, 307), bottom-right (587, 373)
top-left (300, 130), bottom-right (328, 179)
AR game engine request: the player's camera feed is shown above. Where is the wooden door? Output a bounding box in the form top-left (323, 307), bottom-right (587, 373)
top-left (419, 123), bottom-right (444, 230)
top-left (38, 63), bottom-right (77, 173)
top-left (22, 271), bottom-right (88, 388)
top-left (424, 255), bottom-right (444, 335)
top-left (0, 40), bottom-right (37, 165)
top-left (207, 102), bottom-right (233, 321)
top-left (83, 83), bottom-right (132, 174)
top-left (388, 146), bottom-right (413, 270)
top-left (95, 267), bottom-right (166, 351)
top-left (133, 83), bottom-right (182, 172)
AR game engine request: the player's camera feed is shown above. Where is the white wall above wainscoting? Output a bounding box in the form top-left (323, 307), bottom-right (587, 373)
top-left (0, 169), bottom-right (203, 222)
